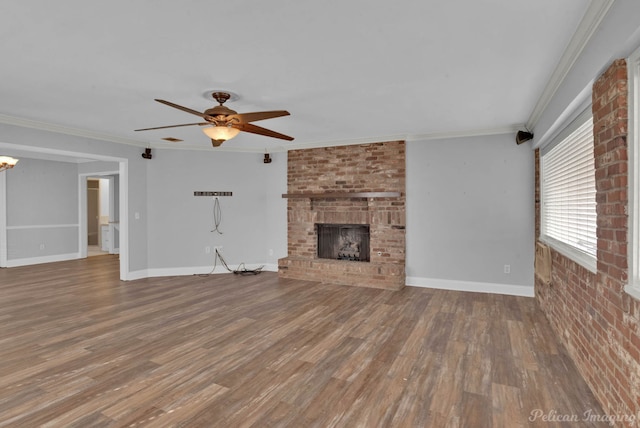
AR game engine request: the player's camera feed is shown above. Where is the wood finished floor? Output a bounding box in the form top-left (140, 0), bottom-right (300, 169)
top-left (0, 256), bottom-right (606, 427)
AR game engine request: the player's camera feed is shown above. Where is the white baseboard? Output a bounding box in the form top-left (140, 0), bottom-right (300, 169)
top-left (121, 267), bottom-right (224, 281)
top-left (3, 256), bottom-right (533, 299)
top-left (123, 263), bottom-right (275, 282)
top-left (146, 266), bottom-right (229, 277)
top-left (6, 252), bottom-right (80, 267)
top-left (122, 269), bottom-right (149, 281)
top-left (262, 263), bottom-right (279, 272)
top-left (406, 276), bottom-right (534, 297)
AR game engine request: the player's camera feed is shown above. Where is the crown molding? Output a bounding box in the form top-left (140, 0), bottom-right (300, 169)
top-left (405, 125), bottom-right (521, 142)
top-left (526, 0), bottom-right (616, 129)
top-left (0, 113), bottom-right (146, 147)
top-left (0, 114), bottom-right (281, 153)
top-left (149, 141), bottom-right (283, 153)
top-left (281, 125), bottom-right (520, 151)
top-left (0, 112), bottom-right (521, 154)
top-left (282, 134), bottom-right (409, 151)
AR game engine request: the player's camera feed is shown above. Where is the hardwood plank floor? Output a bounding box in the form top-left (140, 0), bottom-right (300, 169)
top-left (0, 256), bottom-right (608, 427)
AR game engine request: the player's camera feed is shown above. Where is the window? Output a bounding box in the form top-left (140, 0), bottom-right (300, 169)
top-left (627, 46), bottom-right (640, 300)
top-left (540, 109), bottom-right (597, 272)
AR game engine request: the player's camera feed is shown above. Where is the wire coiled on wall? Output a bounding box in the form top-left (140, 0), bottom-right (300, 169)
top-left (211, 197), bottom-right (223, 234)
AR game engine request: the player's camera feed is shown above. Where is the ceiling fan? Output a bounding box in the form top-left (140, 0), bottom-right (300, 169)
top-left (135, 92), bottom-right (293, 147)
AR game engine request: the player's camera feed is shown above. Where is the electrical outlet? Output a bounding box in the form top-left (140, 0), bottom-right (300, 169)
top-left (214, 246), bottom-right (223, 254)
top-left (268, 249), bottom-right (274, 256)
top-left (205, 246), bottom-right (211, 254)
top-left (504, 264), bottom-right (511, 274)
top-left (39, 243), bottom-right (45, 250)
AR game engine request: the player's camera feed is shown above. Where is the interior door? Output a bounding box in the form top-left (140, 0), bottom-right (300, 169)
top-left (87, 179), bottom-right (99, 245)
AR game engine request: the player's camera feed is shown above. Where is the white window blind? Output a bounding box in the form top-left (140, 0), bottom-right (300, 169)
top-left (541, 116), bottom-right (597, 264)
top-left (626, 45), bottom-right (640, 300)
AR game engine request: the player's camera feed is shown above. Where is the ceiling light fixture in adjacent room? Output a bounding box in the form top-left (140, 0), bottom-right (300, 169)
top-left (0, 156), bottom-right (19, 172)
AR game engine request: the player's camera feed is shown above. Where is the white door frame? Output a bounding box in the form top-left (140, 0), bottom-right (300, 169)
top-left (0, 171), bottom-right (7, 268)
top-left (79, 171), bottom-right (119, 258)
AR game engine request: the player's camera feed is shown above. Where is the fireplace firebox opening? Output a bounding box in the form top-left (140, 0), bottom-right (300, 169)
top-left (316, 224), bottom-right (370, 262)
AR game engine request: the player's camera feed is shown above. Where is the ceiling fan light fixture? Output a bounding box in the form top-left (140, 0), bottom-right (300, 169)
top-left (202, 125), bottom-right (240, 144)
top-left (0, 156), bottom-right (19, 172)
top-left (136, 94), bottom-right (293, 146)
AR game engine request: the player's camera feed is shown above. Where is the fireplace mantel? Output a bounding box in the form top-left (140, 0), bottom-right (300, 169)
top-left (282, 191), bottom-right (400, 199)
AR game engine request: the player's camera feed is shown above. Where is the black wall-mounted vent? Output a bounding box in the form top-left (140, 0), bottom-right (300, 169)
top-left (194, 191), bottom-right (233, 197)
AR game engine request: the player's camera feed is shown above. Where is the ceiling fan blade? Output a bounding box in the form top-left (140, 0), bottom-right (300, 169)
top-left (135, 122), bottom-right (208, 131)
top-left (155, 99), bottom-right (212, 119)
top-left (229, 110), bottom-right (290, 123)
top-left (235, 123), bottom-right (294, 141)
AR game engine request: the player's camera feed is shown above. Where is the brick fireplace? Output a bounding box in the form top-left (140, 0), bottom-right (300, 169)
top-left (278, 141), bottom-right (406, 290)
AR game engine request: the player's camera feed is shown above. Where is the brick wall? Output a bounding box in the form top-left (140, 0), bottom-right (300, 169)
top-left (536, 59), bottom-right (640, 425)
top-left (278, 141), bottom-right (406, 290)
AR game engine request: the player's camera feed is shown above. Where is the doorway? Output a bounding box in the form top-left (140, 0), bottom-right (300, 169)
top-left (87, 179), bottom-right (100, 246)
top-left (84, 175), bottom-right (118, 257)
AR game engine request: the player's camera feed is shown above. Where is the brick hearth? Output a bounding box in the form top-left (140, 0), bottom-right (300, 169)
top-left (278, 141), bottom-right (406, 290)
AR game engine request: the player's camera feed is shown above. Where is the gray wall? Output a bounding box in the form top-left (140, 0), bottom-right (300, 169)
top-left (78, 161), bottom-right (120, 175)
top-left (406, 134), bottom-right (535, 289)
top-left (264, 151), bottom-right (288, 266)
top-left (145, 149), bottom-right (276, 271)
top-left (6, 158), bottom-right (79, 261)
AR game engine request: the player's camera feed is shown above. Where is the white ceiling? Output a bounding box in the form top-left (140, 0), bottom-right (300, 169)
top-left (0, 0), bottom-right (596, 153)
